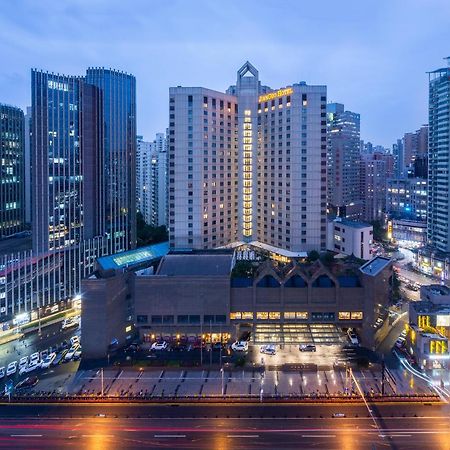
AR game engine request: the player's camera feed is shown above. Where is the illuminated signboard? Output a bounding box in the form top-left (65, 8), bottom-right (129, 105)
top-left (258, 87), bottom-right (293, 103)
top-left (436, 315), bottom-right (450, 327)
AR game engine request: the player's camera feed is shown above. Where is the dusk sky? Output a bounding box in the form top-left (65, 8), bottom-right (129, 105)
top-left (0, 0), bottom-right (449, 146)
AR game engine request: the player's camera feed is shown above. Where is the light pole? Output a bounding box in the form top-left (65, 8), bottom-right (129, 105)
top-left (221, 367), bottom-right (224, 396)
top-left (101, 368), bottom-right (104, 397)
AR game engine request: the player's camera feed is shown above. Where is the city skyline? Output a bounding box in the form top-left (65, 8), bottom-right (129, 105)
top-left (1, 0), bottom-right (450, 146)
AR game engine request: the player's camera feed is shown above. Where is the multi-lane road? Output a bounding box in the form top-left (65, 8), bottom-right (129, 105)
top-left (0, 402), bottom-right (449, 449)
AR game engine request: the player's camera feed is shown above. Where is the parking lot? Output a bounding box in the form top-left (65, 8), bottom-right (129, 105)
top-left (248, 343), bottom-right (342, 367)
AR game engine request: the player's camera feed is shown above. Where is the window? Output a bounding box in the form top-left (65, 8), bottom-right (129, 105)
top-left (269, 312), bottom-right (281, 320)
top-left (284, 312), bottom-right (296, 319)
top-left (338, 312), bottom-right (351, 320)
top-left (189, 315), bottom-right (200, 324)
top-left (215, 315), bottom-right (226, 323)
top-left (351, 312), bottom-right (363, 320)
top-left (178, 315), bottom-right (189, 324)
top-left (257, 312), bottom-right (268, 320)
top-left (136, 315), bottom-right (148, 324)
top-left (204, 315), bottom-right (214, 323)
top-left (241, 312), bottom-right (254, 320)
top-left (151, 315), bottom-right (162, 324)
top-left (163, 315), bottom-right (174, 324)
top-left (230, 312), bottom-right (241, 320)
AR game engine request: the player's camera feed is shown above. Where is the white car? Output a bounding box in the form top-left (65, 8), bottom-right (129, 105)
top-left (70, 336), bottom-right (80, 347)
top-left (150, 341), bottom-right (168, 351)
top-left (231, 341), bottom-right (248, 352)
top-left (0, 367), bottom-right (5, 379)
top-left (260, 344), bottom-right (276, 355)
top-left (395, 337), bottom-right (405, 349)
top-left (19, 361), bottom-right (40, 375)
top-left (30, 352), bottom-right (40, 365)
top-left (62, 318), bottom-right (78, 330)
top-left (19, 356), bottom-right (28, 369)
top-left (41, 352), bottom-right (56, 369)
top-left (64, 345), bottom-right (80, 361)
top-left (347, 329), bottom-right (359, 346)
top-left (6, 361), bottom-right (17, 376)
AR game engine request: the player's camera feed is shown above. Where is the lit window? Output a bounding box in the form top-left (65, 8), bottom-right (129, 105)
top-left (296, 312), bottom-right (308, 320)
top-left (338, 312), bottom-right (350, 320)
top-left (269, 312), bottom-right (280, 320)
top-left (350, 312), bottom-right (363, 320)
top-left (257, 312), bottom-right (268, 320)
top-left (284, 312), bottom-right (296, 319)
top-left (230, 312), bottom-right (241, 320)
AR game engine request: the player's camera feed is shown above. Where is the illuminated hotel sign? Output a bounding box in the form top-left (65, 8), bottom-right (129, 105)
top-left (258, 88), bottom-right (293, 103)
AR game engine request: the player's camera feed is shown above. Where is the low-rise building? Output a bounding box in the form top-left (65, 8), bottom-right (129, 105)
top-left (327, 218), bottom-right (373, 260)
top-left (405, 285), bottom-right (450, 369)
top-left (81, 248), bottom-right (392, 360)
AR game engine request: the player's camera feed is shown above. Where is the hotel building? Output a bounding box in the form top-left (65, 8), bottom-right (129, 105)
top-left (168, 62), bottom-right (327, 253)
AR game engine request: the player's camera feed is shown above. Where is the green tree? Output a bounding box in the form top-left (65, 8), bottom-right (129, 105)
top-left (307, 250), bottom-right (320, 262)
top-left (136, 212), bottom-right (168, 247)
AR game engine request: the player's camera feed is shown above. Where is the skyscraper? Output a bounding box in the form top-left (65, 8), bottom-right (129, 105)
top-left (32, 68), bottom-right (136, 255)
top-left (326, 103), bottom-right (361, 219)
top-left (169, 62), bottom-right (327, 252)
top-left (31, 71), bottom-right (101, 253)
top-left (0, 104), bottom-right (25, 238)
top-left (427, 59), bottom-right (450, 252)
top-left (136, 132), bottom-right (167, 227)
top-left (86, 68), bottom-right (137, 254)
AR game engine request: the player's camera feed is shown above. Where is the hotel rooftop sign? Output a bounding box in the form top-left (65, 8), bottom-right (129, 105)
top-left (258, 87), bottom-right (293, 103)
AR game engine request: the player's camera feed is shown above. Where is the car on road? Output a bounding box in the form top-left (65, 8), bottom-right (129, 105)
top-left (6, 361), bottom-right (17, 376)
top-left (395, 337), bottom-right (405, 348)
top-left (41, 352), bottom-right (56, 369)
top-left (347, 329), bottom-right (359, 346)
top-left (70, 336), bottom-right (80, 347)
top-left (260, 344), bottom-right (276, 355)
top-left (0, 367), bottom-right (5, 379)
top-left (19, 356), bottom-right (28, 370)
top-left (400, 329), bottom-right (407, 338)
top-left (150, 341), bottom-right (169, 351)
top-left (62, 317), bottom-right (79, 330)
top-left (231, 341), bottom-right (249, 352)
top-left (15, 376), bottom-right (39, 391)
top-left (299, 344), bottom-right (316, 352)
top-left (19, 360), bottom-right (40, 375)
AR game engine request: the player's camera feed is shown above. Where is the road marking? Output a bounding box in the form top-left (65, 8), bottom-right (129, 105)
top-left (81, 434), bottom-right (114, 438)
top-left (380, 434), bottom-right (412, 437)
top-left (302, 435), bottom-right (336, 438)
top-left (154, 434), bottom-right (186, 438)
top-left (227, 435), bottom-right (259, 438)
top-left (11, 434), bottom-right (43, 437)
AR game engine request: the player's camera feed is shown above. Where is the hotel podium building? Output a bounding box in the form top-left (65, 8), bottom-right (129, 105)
top-left (168, 62), bottom-right (327, 253)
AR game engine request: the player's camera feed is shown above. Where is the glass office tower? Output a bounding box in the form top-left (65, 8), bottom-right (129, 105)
top-left (86, 68), bottom-right (137, 254)
top-left (0, 104), bottom-right (25, 238)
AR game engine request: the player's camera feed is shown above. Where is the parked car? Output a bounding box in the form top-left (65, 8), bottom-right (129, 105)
top-left (52, 351), bottom-right (67, 366)
top-left (260, 344), bottom-right (276, 355)
top-left (150, 341), bottom-right (168, 351)
top-left (41, 353), bottom-right (56, 369)
top-left (29, 352), bottom-right (40, 365)
top-left (299, 344), bottom-right (316, 352)
top-left (62, 318), bottom-right (78, 330)
top-left (19, 356), bottom-right (28, 370)
top-left (73, 348), bottom-right (82, 361)
top-left (15, 376), bottom-right (39, 391)
top-left (19, 361), bottom-right (40, 375)
top-left (0, 367), bottom-right (5, 379)
top-left (347, 329), bottom-right (359, 346)
top-left (64, 345), bottom-right (80, 362)
top-left (231, 341), bottom-right (248, 352)
top-left (70, 336), bottom-right (80, 347)
top-left (6, 361), bottom-right (17, 376)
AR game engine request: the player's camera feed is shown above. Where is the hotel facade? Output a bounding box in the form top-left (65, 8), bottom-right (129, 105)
top-left (168, 62), bottom-right (327, 253)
